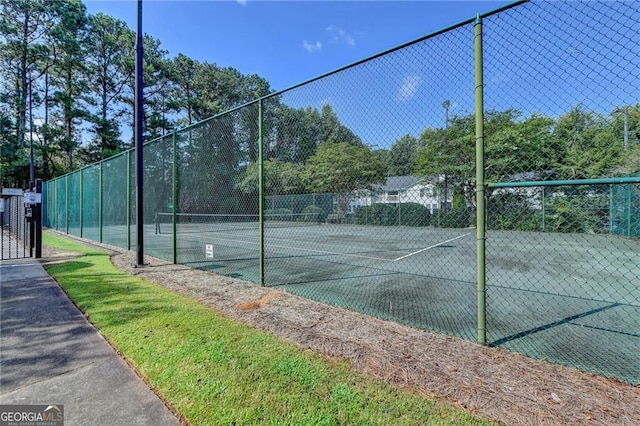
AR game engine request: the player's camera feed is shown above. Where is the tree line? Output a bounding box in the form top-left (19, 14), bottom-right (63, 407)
top-left (248, 104), bottom-right (639, 203)
top-left (0, 0), bottom-right (272, 187)
top-left (3, 0), bottom-right (638, 215)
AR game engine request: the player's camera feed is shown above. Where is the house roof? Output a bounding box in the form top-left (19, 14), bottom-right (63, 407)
top-left (375, 176), bottom-right (421, 191)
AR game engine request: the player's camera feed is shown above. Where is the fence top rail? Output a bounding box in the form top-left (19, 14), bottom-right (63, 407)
top-left (489, 176), bottom-right (640, 188)
top-left (262, 0), bottom-right (528, 99)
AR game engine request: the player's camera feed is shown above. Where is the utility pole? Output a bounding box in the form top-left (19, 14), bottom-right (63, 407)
top-left (442, 99), bottom-right (450, 129)
top-left (613, 105), bottom-right (629, 149)
top-left (135, 0), bottom-right (145, 266)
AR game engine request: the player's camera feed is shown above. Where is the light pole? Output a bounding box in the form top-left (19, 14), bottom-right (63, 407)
top-left (613, 105), bottom-right (629, 149)
top-left (29, 75), bottom-right (34, 185)
top-left (442, 100), bottom-right (450, 129)
top-left (441, 100), bottom-right (450, 210)
top-left (135, 0), bottom-right (145, 266)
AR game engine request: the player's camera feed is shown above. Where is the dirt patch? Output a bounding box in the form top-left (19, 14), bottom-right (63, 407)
top-left (46, 233), bottom-right (640, 425)
top-left (234, 290), bottom-right (284, 310)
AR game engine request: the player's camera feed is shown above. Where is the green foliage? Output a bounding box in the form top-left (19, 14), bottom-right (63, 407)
top-left (353, 205), bottom-right (370, 224)
top-left (435, 208), bottom-right (473, 229)
top-left (388, 134), bottom-right (418, 176)
top-left (305, 142), bottom-right (385, 194)
top-left (301, 204), bottom-right (326, 222)
top-left (270, 105), bottom-right (321, 163)
top-left (369, 203), bottom-right (397, 226)
top-left (452, 187), bottom-right (467, 210)
top-left (547, 200), bottom-right (591, 233)
top-left (398, 202), bottom-right (430, 227)
top-left (487, 193), bottom-right (542, 231)
top-left (237, 160), bottom-right (305, 196)
top-left (319, 104), bottom-right (362, 147)
top-left (545, 196), bottom-right (604, 234)
top-left (555, 105), bottom-right (624, 179)
top-left (305, 142), bottom-right (386, 214)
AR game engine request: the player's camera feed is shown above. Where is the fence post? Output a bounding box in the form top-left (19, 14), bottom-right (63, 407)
top-left (627, 184), bottom-right (632, 238)
top-left (54, 178), bottom-right (58, 230)
top-left (65, 175), bottom-right (69, 234)
top-left (474, 15), bottom-right (487, 346)
top-left (99, 162), bottom-right (103, 243)
top-left (609, 185), bottom-right (613, 234)
top-left (172, 132), bottom-right (177, 264)
top-left (542, 186), bottom-right (546, 231)
top-left (79, 169), bottom-right (84, 238)
top-left (127, 150), bottom-right (131, 251)
top-left (258, 100), bottom-right (265, 286)
top-left (398, 192), bottom-right (402, 226)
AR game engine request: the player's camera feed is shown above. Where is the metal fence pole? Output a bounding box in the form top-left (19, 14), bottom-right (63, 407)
top-left (99, 161), bottom-right (104, 243)
top-left (609, 185), bottom-right (613, 234)
top-left (127, 150), bottom-right (131, 251)
top-left (172, 132), bottom-right (177, 264)
top-left (65, 175), bottom-right (69, 234)
top-left (134, 0), bottom-right (144, 266)
top-left (627, 184), bottom-right (632, 238)
top-left (258, 99), bottom-right (265, 286)
top-left (35, 179), bottom-right (42, 258)
top-left (54, 179), bottom-right (57, 231)
top-left (80, 169), bottom-right (84, 238)
top-left (474, 15), bottom-right (487, 346)
top-left (542, 186), bottom-right (546, 232)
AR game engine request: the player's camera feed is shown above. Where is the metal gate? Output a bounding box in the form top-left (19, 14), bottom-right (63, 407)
top-left (1, 194), bottom-right (32, 260)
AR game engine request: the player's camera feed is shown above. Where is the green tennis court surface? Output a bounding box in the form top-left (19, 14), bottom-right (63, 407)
top-left (125, 221), bottom-right (640, 384)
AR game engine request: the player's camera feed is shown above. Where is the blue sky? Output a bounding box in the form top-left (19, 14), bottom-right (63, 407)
top-left (83, 0), bottom-right (512, 92)
top-left (80, 1), bottom-right (639, 150)
top-left (82, 0), bottom-right (514, 147)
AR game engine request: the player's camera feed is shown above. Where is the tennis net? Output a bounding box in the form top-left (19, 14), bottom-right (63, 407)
top-left (154, 212), bottom-right (321, 234)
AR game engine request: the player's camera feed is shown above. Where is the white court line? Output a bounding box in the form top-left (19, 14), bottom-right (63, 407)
top-left (173, 230), bottom-right (471, 263)
top-left (211, 236), bottom-right (391, 262)
top-left (392, 233), bottom-right (472, 262)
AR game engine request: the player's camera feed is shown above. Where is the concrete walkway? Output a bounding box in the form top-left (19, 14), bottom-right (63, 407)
top-left (0, 258), bottom-right (182, 426)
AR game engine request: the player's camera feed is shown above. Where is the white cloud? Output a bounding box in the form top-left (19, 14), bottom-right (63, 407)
top-left (397, 75), bottom-right (422, 102)
top-left (326, 25), bottom-right (356, 48)
top-left (302, 40), bottom-right (322, 53)
top-left (236, 0), bottom-right (247, 5)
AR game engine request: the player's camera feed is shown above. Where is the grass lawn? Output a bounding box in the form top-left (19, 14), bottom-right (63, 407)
top-left (43, 232), bottom-right (493, 425)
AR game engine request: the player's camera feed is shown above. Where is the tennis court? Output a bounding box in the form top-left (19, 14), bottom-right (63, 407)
top-left (41, 0), bottom-right (640, 385)
top-left (137, 216), bottom-right (640, 383)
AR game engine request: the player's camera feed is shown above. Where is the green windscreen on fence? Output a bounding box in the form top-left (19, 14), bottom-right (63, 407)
top-left (102, 152), bottom-right (130, 249)
top-left (67, 172), bottom-right (81, 237)
top-left (82, 165), bottom-right (100, 242)
top-left (143, 135), bottom-right (173, 261)
top-left (55, 177), bottom-right (67, 233)
top-left (174, 104), bottom-right (261, 281)
top-left (43, 0), bottom-right (640, 385)
top-left (611, 182), bottom-right (640, 239)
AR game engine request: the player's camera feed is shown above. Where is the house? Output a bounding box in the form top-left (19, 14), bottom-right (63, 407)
top-left (348, 175), bottom-right (452, 214)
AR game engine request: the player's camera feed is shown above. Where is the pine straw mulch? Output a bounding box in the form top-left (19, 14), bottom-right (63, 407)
top-left (42, 236), bottom-right (640, 426)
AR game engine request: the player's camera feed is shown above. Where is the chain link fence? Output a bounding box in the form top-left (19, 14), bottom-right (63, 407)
top-left (482, 0), bottom-right (640, 384)
top-left (43, 0), bottom-right (640, 384)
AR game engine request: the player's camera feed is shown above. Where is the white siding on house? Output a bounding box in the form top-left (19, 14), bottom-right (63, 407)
top-left (349, 176), bottom-right (451, 214)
